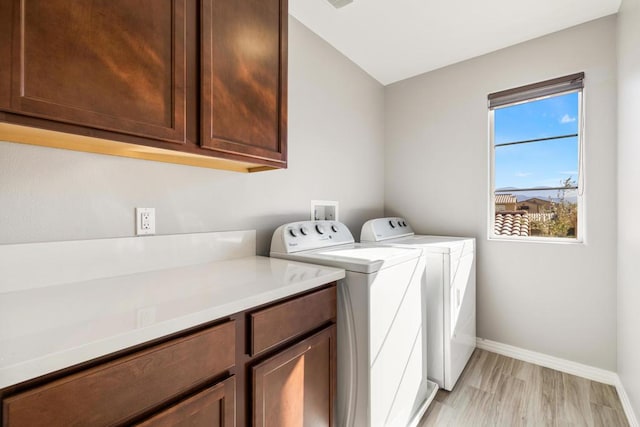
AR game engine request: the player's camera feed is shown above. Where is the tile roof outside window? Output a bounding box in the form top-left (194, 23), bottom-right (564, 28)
top-left (495, 211), bottom-right (529, 236)
top-left (495, 194), bottom-right (517, 205)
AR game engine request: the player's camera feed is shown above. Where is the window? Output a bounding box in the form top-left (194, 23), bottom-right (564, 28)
top-left (489, 73), bottom-right (584, 241)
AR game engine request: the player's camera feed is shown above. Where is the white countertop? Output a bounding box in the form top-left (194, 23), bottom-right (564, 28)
top-left (0, 236), bottom-right (345, 389)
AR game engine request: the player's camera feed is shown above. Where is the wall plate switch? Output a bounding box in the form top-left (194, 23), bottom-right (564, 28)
top-left (311, 200), bottom-right (339, 221)
top-left (136, 208), bottom-right (156, 235)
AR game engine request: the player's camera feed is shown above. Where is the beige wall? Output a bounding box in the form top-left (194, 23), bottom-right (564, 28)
top-left (617, 0), bottom-right (640, 415)
top-left (0, 16), bottom-right (386, 255)
top-left (384, 16), bottom-right (618, 370)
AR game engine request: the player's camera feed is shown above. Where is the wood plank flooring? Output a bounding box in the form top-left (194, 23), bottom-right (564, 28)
top-left (419, 349), bottom-right (629, 427)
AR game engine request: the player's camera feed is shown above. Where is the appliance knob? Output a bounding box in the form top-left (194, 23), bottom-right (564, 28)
top-left (289, 228), bottom-right (298, 237)
top-left (300, 226), bottom-right (309, 236)
top-left (316, 225), bottom-right (325, 234)
top-left (402, 221), bottom-right (407, 227)
top-left (331, 225), bottom-right (339, 233)
top-left (389, 220), bottom-right (396, 228)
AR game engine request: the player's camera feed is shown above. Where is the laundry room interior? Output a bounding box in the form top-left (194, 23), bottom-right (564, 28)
top-left (0, 0), bottom-right (638, 425)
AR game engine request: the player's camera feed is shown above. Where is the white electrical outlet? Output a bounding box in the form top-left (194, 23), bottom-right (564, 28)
top-left (135, 208), bottom-right (156, 235)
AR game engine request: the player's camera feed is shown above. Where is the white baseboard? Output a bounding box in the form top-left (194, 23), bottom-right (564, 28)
top-left (476, 338), bottom-right (639, 427)
top-left (476, 338), bottom-right (617, 384)
top-left (614, 376), bottom-right (640, 427)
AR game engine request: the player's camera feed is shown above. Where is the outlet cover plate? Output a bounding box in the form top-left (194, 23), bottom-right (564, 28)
top-left (136, 208), bottom-right (156, 235)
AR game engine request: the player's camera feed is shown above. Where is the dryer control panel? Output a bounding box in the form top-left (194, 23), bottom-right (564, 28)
top-left (361, 217), bottom-right (414, 242)
top-left (270, 221), bottom-right (355, 254)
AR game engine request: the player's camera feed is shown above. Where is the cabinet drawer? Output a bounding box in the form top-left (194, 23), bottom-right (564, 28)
top-left (3, 321), bottom-right (235, 427)
top-left (136, 376), bottom-right (236, 427)
top-left (250, 286), bottom-right (336, 356)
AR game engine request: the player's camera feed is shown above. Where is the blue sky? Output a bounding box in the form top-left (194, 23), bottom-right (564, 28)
top-left (494, 92), bottom-right (579, 190)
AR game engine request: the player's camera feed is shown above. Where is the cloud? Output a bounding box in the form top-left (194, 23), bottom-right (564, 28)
top-left (515, 172), bottom-right (532, 177)
top-left (559, 170), bottom-right (578, 175)
top-left (560, 114), bottom-right (576, 124)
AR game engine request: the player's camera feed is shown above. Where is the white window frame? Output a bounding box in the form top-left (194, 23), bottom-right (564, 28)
top-left (488, 77), bottom-right (585, 244)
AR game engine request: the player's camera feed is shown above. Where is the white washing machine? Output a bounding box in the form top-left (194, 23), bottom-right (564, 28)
top-left (361, 217), bottom-right (476, 391)
top-left (271, 220), bottom-right (438, 427)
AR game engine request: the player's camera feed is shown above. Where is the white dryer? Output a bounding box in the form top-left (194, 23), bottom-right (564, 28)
top-left (271, 220), bottom-right (438, 427)
top-left (361, 217), bottom-right (476, 391)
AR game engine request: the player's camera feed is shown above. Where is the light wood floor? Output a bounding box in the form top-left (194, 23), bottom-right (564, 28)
top-left (419, 349), bottom-right (629, 427)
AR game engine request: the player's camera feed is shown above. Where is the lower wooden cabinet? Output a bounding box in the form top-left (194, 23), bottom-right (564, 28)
top-left (0, 283), bottom-right (337, 427)
top-left (253, 326), bottom-right (336, 427)
top-left (2, 322), bottom-right (235, 427)
top-left (137, 376), bottom-right (236, 427)
top-left (249, 286), bottom-right (336, 357)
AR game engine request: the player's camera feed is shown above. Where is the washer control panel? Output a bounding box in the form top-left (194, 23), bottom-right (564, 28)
top-left (360, 217), bottom-right (414, 242)
top-left (271, 221), bottom-right (355, 254)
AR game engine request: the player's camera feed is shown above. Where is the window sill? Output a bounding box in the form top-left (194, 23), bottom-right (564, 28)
top-left (488, 235), bottom-right (584, 245)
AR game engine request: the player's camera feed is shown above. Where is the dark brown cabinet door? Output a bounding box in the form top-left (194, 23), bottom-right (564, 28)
top-left (137, 377), bottom-right (236, 427)
top-left (1, 0), bottom-right (186, 144)
top-left (200, 0), bottom-right (287, 165)
top-left (252, 326), bottom-right (336, 427)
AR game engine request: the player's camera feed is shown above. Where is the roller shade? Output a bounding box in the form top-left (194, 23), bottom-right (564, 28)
top-left (488, 72), bottom-right (584, 109)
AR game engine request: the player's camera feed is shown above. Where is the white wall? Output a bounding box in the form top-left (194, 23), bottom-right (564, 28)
top-left (0, 16), bottom-right (385, 255)
top-left (617, 0), bottom-right (640, 415)
top-left (384, 17), bottom-right (618, 370)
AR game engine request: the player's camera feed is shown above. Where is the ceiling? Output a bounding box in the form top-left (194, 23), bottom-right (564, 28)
top-left (289, 0), bottom-right (621, 85)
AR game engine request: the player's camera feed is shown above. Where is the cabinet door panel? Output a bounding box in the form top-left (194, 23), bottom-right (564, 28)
top-left (0, 1), bottom-right (11, 110)
top-left (4, 0), bottom-right (186, 143)
top-left (137, 377), bottom-right (235, 427)
top-left (201, 0), bottom-right (287, 163)
top-left (3, 321), bottom-right (235, 427)
top-left (253, 326), bottom-right (336, 427)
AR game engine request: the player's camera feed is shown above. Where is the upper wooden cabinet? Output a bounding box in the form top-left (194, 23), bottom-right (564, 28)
top-left (0, 0), bottom-right (287, 172)
top-left (201, 0), bottom-right (287, 164)
top-left (2, 0), bottom-right (187, 144)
